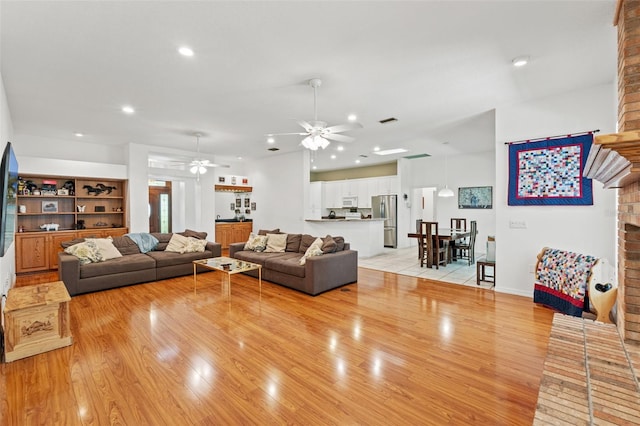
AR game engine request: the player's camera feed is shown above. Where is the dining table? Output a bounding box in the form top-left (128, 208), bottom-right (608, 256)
top-left (407, 228), bottom-right (476, 266)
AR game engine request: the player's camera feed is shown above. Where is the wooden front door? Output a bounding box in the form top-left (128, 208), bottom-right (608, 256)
top-left (149, 182), bottom-right (172, 233)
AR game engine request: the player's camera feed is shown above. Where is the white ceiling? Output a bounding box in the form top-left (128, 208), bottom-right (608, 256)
top-left (0, 1), bottom-right (617, 172)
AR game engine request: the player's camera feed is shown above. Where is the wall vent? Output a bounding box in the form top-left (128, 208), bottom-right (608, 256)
top-left (379, 117), bottom-right (398, 124)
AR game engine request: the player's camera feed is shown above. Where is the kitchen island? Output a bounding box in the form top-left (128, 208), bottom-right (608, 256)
top-left (304, 218), bottom-right (385, 258)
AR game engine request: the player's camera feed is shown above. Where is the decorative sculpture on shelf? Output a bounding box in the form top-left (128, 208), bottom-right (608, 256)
top-left (83, 183), bottom-right (117, 196)
top-left (40, 223), bottom-right (59, 231)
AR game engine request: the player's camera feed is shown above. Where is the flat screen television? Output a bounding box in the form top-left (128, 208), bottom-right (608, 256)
top-left (0, 142), bottom-right (18, 256)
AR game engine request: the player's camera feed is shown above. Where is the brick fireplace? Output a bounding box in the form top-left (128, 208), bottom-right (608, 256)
top-left (583, 1), bottom-right (640, 344)
top-left (584, 131), bottom-right (640, 345)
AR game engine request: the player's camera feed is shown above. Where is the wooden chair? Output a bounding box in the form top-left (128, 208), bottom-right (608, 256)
top-left (450, 218), bottom-right (468, 259)
top-left (456, 220), bottom-right (477, 265)
top-left (420, 221), bottom-right (448, 269)
top-left (450, 218), bottom-right (467, 231)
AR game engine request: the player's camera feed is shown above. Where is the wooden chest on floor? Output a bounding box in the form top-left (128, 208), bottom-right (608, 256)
top-left (3, 281), bottom-right (72, 362)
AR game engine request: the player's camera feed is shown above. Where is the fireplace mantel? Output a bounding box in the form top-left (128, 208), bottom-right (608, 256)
top-left (584, 131), bottom-right (640, 188)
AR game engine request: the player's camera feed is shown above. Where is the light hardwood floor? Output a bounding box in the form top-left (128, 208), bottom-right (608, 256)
top-left (1, 268), bottom-right (553, 425)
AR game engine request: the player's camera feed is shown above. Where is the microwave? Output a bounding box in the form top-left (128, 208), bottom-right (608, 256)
top-left (342, 196), bottom-right (358, 208)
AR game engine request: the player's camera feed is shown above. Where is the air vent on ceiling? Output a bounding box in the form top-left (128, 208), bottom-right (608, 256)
top-left (379, 117), bottom-right (398, 124)
top-left (403, 153), bottom-right (431, 159)
top-left (268, 147), bottom-right (280, 151)
top-left (359, 154), bottom-right (368, 158)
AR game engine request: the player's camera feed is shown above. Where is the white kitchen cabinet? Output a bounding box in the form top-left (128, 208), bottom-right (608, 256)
top-left (323, 181), bottom-right (344, 208)
top-left (377, 176), bottom-right (399, 195)
top-left (357, 179), bottom-right (372, 208)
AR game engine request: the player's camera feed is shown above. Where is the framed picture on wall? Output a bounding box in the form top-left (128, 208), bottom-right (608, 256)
top-left (458, 186), bottom-right (492, 209)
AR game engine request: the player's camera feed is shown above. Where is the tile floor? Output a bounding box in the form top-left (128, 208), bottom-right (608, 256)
top-left (358, 246), bottom-right (495, 290)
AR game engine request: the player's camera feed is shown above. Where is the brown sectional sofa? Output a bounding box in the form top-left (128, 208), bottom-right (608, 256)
top-left (58, 231), bottom-right (221, 296)
top-left (229, 232), bottom-right (358, 295)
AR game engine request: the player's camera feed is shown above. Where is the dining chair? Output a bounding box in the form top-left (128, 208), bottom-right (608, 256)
top-left (450, 218), bottom-right (467, 231)
top-left (416, 219), bottom-right (423, 259)
top-left (450, 218), bottom-right (468, 259)
top-left (456, 220), bottom-right (477, 265)
top-left (420, 221), bottom-right (448, 269)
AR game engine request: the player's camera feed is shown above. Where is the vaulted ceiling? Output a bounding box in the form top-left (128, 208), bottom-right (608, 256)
top-left (1, 1), bottom-right (616, 171)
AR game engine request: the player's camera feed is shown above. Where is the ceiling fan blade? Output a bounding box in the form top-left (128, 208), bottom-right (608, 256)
top-left (297, 121), bottom-right (314, 132)
top-left (323, 133), bottom-right (355, 143)
top-left (325, 122), bottom-right (363, 134)
top-left (267, 132), bottom-right (309, 136)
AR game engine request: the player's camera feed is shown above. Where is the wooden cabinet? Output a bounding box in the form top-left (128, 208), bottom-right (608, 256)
top-left (15, 174), bottom-right (128, 274)
top-left (15, 233), bottom-right (49, 273)
top-left (215, 222), bottom-right (252, 249)
top-left (15, 228), bottom-right (128, 274)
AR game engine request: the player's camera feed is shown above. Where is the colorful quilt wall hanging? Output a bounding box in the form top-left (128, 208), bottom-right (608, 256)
top-left (508, 133), bottom-right (593, 206)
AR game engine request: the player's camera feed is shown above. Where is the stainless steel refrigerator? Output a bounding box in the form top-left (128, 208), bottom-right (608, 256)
top-left (372, 194), bottom-right (397, 248)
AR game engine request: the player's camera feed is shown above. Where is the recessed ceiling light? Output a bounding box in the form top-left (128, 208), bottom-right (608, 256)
top-left (178, 46), bottom-right (194, 57)
top-left (122, 105), bottom-right (135, 114)
top-left (74, 132), bottom-right (83, 137)
top-left (355, 159), bottom-right (361, 164)
top-left (373, 146), bottom-right (380, 152)
top-left (373, 148), bottom-right (408, 156)
top-left (512, 56), bottom-right (529, 67)
top-left (312, 165), bottom-right (317, 170)
top-left (331, 155), bottom-right (336, 159)
top-left (337, 146), bottom-right (344, 151)
top-left (267, 137), bottom-right (275, 144)
top-left (237, 156), bottom-right (242, 160)
top-left (348, 114), bottom-right (357, 122)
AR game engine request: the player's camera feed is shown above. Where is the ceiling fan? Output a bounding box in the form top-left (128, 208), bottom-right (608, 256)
top-left (269, 78), bottom-right (363, 150)
top-left (187, 133), bottom-right (229, 181)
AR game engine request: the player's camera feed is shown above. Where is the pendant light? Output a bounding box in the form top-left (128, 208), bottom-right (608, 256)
top-left (438, 152), bottom-right (454, 198)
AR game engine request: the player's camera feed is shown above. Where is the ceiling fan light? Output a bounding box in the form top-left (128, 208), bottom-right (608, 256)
top-left (190, 165), bottom-right (199, 174)
top-left (199, 166), bottom-right (207, 174)
top-left (316, 136), bottom-right (330, 149)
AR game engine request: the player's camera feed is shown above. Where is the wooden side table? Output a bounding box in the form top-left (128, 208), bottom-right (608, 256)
top-left (477, 260), bottom-right (495, 286)
top-left (3, 281), bottom-right (72, 362)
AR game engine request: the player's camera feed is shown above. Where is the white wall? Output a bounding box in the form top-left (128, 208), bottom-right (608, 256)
top-left (246, 150), bottom-right (307, 234)
top-left (495, 83), bottom-right (617, 297)
top-left (403, 150), bottom-right (497, 251)
top-left (0, 72), bottom-right (16, 298)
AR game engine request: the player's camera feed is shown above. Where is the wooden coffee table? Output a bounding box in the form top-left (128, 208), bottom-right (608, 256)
top-left (192, 256), bottom-right (262, 297)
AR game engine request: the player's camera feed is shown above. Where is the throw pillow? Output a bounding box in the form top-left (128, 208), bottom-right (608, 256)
top-left (64, 241), bottom-right (103, 265)
top-left (258, 228), bottom-right (280, 236)
top-left (265, 233), bottom-right (287, 253)
top-left (183, 237), bottom-right (207, 253)
top-left (244, 233), bottom-right (268, 252)
top-left (333, 236), bottom-right (346, 251)
top-left (299, 237), bottom-right (324, 265)
top-left (299, 234), bottom-right (317, 253)
top-left (180, 229), bottom-right (207, 240)
top-left (165, 233), bottom-right (190, 253)
top-left (286, 234), bottom-right (302, 252)
top-left (61, 238), bottom-right (85, 249)
top-left (85, 237), bottom-right (123, 260)
top-left (321, 234), bottom-right (337, 254)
